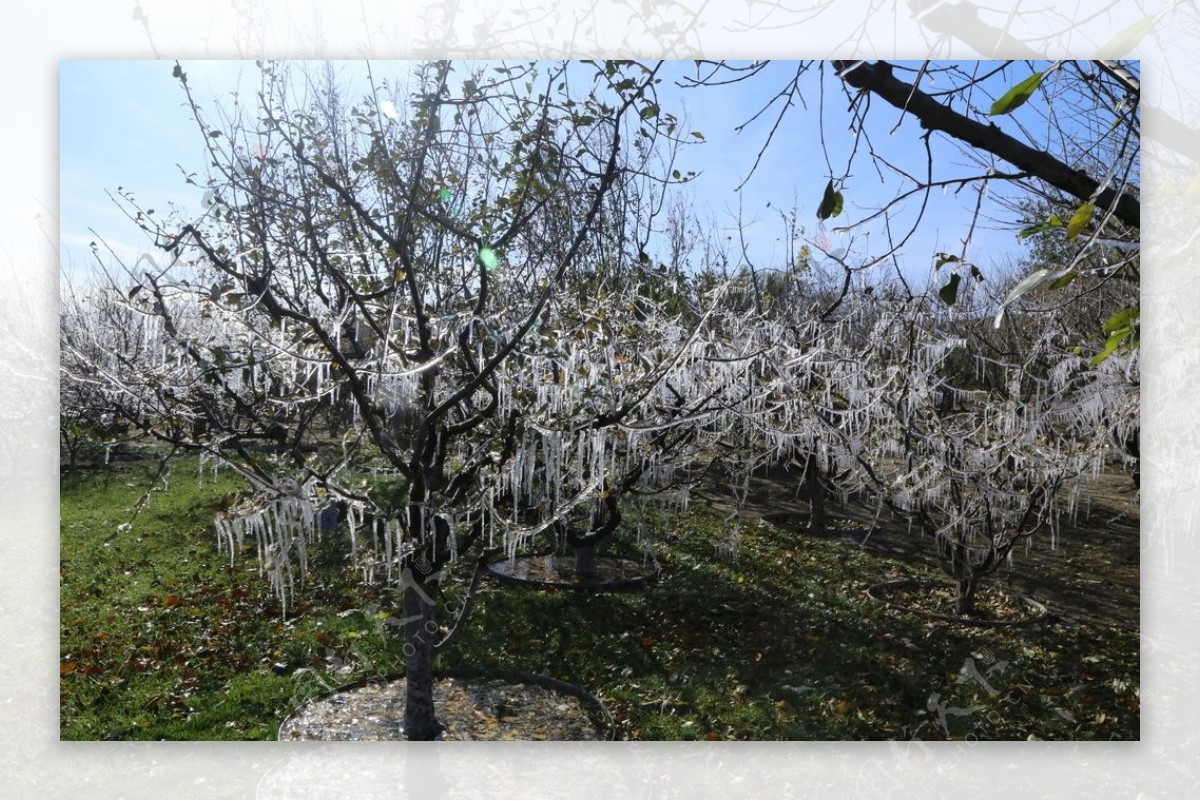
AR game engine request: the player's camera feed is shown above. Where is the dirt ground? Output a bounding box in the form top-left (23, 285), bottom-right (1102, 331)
top-left (693, 461), bottom-right (1140, 632)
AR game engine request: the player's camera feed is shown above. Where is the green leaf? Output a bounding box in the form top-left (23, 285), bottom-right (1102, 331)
top-left (462, 79), bottom-right (478, 97)
top-left (1102, 307), bottom-right (1138, 334)
top-left (1017, 214), bottom-right (1063, 239)
top-left (817, 180), bottom-right (844, 220)
top-left (1066, 202), bottom-right (1096, 241)
top-left (1097, 14), bottom-right (1157, 59)
top-left (1004, 267), bottom-right (1053, 301)
top-left (1048, 269), bottom-right (1078, 290)
top-left (691, 131), bottom-right (705, 140)
top-left (989, 71), bottom-right (1046, 116)
top-left (1089, 334), bottom-right (1124, 367)
top-left (938, 273), bottom-right (962, 306)
top-left (993, 267), bottom-right (1053, 328)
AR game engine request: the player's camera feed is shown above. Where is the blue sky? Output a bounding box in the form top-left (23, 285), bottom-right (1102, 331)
top-left (60, 59), bottom-right (1030, 288)
top-left (60, 60), bottom-right (266, 279)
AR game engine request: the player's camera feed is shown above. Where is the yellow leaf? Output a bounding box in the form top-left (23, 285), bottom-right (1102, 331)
top-left (989, 71), bottom-right (1047, 116)
top-left (1097, 14), bottom-right (1157, 59)
top-left (1066, 202), bottom-right (1095, 241)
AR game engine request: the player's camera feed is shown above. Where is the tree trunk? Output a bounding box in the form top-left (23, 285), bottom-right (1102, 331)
top-left (942, 537), bottom-right (981, 617)
top-left (62, 432), bottom-right (79, 471)
top-left (401, 582), bottom-right (443, 740)
top-left (804, 451), bottom-right (827, 536)
top-left (956, 572), bottom-right (980, 617)
top-left (573, 542), bottom-right (598, 580)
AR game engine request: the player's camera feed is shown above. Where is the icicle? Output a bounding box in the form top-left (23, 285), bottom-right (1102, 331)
top-left (487, 487), bottom-right (495, 549)
top-left (383, 517), bottom-right (394, 583)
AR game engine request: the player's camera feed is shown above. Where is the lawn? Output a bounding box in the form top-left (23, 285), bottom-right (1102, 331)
top-left (60, 453), bottom-right (1139, 740)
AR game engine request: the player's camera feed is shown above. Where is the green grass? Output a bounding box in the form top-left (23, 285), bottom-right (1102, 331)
top-left (61, 457), bottom-right (1139, 740)
top-left (60, 456), bottom-right (406, 740)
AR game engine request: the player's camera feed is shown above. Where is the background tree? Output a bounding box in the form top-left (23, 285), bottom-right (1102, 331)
top-left (60, 287), bottom-right (132, 470)
top-left (857, 289), bottom-right (1108, 614)
top-left (744, 272), bottom-right (1121, 616)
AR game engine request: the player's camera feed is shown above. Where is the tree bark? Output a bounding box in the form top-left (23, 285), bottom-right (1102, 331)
top-left (945, 538), bottom-right (981, 616)
top-left (401, 582), bottom-right (443, 740)
top-left (573, 542), bottom-right (598, 579)
top-left (804, 451), bottom-right (828, 536)
top-left (956, 572), bottom-right (980, 617)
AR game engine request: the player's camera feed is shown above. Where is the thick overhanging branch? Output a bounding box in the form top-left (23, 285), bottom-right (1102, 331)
top-left (831, 60), bottom-right (1140, 230)
top-left (904, 2), bottom-right (1195, 167)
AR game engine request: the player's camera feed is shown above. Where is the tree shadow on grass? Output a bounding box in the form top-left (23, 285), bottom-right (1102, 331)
top-left (451, 503), bottom-right (1132, 740)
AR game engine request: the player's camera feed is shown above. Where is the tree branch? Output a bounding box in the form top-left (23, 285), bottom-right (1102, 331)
top-left (831, 60), bottom-right (1140, 229)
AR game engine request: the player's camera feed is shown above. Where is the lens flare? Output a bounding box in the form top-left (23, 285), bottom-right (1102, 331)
top-left (478, 248), bottom-right (500, 270)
